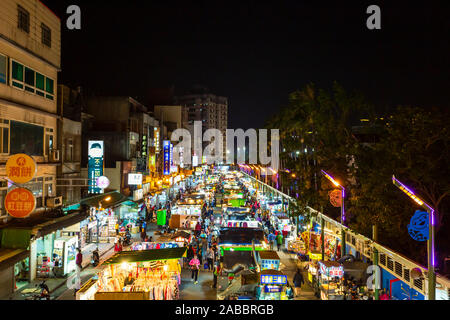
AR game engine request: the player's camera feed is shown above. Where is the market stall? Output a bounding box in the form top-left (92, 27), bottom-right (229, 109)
top-left (256, 270), bottom-right (293, 300)
top-left (318, 261), bottom-right (345, 300)
top-left (77, 247), bottom-right (187, 300)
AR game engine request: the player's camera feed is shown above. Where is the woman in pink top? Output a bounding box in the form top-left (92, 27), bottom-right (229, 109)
top-left (189, 255), bottom-right (200, 284)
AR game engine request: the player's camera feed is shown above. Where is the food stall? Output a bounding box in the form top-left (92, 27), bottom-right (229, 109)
top-left (218, 228), bottom-right (267, 257)
top-left (318, 261), bottom-right (345, 300)
top-left (257, 270), bottom-right (293, 300)
top-left (130, 241), bottom-right (180, 251)
top-left (77, 247), bottom-right (187, 300)
top-left (170, 231), bottom-right (192, 246)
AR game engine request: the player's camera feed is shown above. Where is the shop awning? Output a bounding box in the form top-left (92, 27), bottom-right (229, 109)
top-left (171, 231), bottom-right (191, 240)
top-left (80, 191), bottom-right (128, 209)
top-left (0, 228), bottom-right (32, 249)
top-left (223, 251), bottom-right (255, 270)
top-left (0, 210), bottom-right (89, 239)
top-left (0, 248), bottom-right (30, 269)
top-left (103, 247), bottom-right (187, 265)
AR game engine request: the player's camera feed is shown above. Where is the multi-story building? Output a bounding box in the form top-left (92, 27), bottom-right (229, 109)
top-left (56, 85), bottom-right (84, 208)
top-left (174, 86), bottom-right (228, 161)
top-left (82, 96), bottom-right (160, 199)
top-left (0, 0), bottom-right (66, 297)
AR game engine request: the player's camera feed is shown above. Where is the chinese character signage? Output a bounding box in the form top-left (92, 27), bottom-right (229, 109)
top-left (260, 274), bottom-right (287, 285)
top-left (154, 127), bottom-right (160, 153)
top-left (88, 141), bottom-right (104, 194)
top-left (163, 140), bottom-right (170, 175)
top-left (6, 154), bottom-right (36, 184)
top-left (5, 188), bottom-right (36, 218)
top-left (149, 147), bottom-right (156, 172)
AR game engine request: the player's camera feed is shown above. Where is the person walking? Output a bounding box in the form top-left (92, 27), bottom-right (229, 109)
top-left (75, 248), bottom-right (83, 271)
top-left (276, 233), bottom-right (283, 251)
top-left (189, 255), bottom-right (200, 284)
top-left (293, 269), bottom-right (305, 297)
top-left (206, 247), bottom-right (214, 272)
top-left (267, 231), bottom-right (276, 250)
top-left (115, 222), bottom-right (120, 235)
top-left (212, 261), bottom-right (220, 288)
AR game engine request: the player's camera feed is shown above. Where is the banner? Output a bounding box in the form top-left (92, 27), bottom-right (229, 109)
top-left (88, 141), bottom-right (104, 194)
top-left (163, 140), bottom-right (170, 175)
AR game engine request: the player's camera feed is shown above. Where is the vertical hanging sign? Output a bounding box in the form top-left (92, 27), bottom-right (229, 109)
top-left (88, 141), bottom-right (104, 194)
top-left (163, 140), bottom-right (170, 175)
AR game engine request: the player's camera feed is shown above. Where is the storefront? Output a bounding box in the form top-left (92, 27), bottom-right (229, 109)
top-left (318, 261), bottom-right (345, 300)
top-left (77, 247), bottom-right (187, 300)
top-left (32, 231), bottom-right (78, 278)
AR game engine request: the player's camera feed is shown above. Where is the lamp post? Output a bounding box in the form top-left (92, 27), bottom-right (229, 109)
top-left (392, 175), bottom-right (436, 300)
top-left (97, 195), bottom-right (112, 245)
top-left (321, 170), bottom-right (346, 257)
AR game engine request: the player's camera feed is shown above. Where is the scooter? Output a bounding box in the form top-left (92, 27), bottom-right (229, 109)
top-left (25, 281), bottom-right (51, 300)
top-left (91, 248), bottom-right (100, 267)
top-left (122, 231), bottom-right (132, 246)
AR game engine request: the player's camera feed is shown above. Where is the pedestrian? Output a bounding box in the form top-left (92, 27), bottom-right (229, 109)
top-left (115, 222), bottom-right (120, 235)
top-left (212, 261), bottom-right (220, 288)
top-left (293, 269), bottom-right (304, 297)
top-left (276, 233), bottom-right (283, 251)
top-left (189, 255), bottom-right (200, 284)
top-left (267, 231), bottom-right (276, 250)
top-left (140, 230), bottom-right (146, 242)
top-left (75, 248), bottom-right (83, 271)
top-left (206, 247), bottom-right (214, 271)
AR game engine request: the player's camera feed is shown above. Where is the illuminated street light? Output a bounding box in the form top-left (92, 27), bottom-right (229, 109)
top-left (392, 175), bottom-right (435, 300)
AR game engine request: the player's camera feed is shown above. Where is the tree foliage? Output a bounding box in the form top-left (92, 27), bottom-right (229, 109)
top-left (266, 83), bottom-right (450, 266)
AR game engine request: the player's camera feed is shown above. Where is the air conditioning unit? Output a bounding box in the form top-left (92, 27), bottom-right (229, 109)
top-left (46, 196), bottom-right (63, 208)
top-left (50, 149), bottom-right (60, 162)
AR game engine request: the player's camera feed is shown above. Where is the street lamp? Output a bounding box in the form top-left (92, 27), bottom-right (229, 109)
top-left (321, 170), bottom-right (346, 225)
top-left (392, 175), bottom-right (436, 300)
top-left (97, 195), bottom-right (112, 244)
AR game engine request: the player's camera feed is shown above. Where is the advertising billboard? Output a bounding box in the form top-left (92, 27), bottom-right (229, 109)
top-left (88, 141), bottom-right (104, 194)
top-left (163, 140), bottom-right (170, 175)
top-left (128, 173), bottom-right (143, 185)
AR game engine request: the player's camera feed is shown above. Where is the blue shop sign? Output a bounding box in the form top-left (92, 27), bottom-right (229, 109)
top-left (260, 274), bottom-right (287, 285)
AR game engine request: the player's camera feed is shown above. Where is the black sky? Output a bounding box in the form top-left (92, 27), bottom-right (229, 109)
top-left (41, 0), bottom-right (449, 129)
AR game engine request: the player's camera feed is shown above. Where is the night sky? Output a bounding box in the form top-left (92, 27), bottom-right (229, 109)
top-left (41, 0), bottom-right (449, 129)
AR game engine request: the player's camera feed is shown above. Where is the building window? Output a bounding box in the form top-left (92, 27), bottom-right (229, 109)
top-left (17, 5), bottom-right (30, 33)
top-left (10, 60), bottom-right (54, 100)
top-left (45, 128), bottom-right (54, 157)
top-left (26, 178), bottom-right (44, 208)
top-left (0, 119), bottom-right (9, 154)
top-left (0, 54), bottom-right (6, 85)
top-left (65, 138), bottom-right (73, 162)
top-left (41, 23), bottom-right (51, 47)
top-left (10, 121), bottom-right (44, 156)
top-left (24, 67), bottom-right (35, 93)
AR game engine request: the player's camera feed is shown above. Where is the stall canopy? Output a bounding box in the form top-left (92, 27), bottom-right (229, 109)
top-left (223, 251), bottom-right (256, 271)
top-left (0, 248), bottom-right (30, 269)
top-left (104, 247), bottom-right (187, 265)
top-left (170, 231), bottom-right (191, 241)
top-left (219, 228), bottom-right (265, 245)
top-left (80, 191), bottom-right (128, 209)
top-left (0, 210), bottom-right (88, 239)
